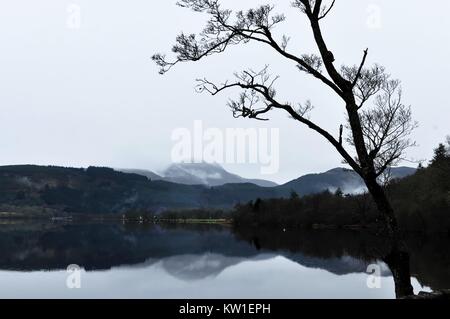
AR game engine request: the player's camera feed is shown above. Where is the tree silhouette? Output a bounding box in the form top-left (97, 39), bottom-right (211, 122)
top-left (431, 143), bottom-right (449, 165)
top-left (154, 0), bottom-right (416, 296)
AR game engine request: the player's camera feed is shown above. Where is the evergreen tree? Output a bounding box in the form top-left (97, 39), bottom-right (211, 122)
top-left (431, 143), bottom-right (449, 165)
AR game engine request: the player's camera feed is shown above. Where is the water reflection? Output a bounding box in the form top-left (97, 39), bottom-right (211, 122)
top-left (0, 222), bottom-right (447, 299)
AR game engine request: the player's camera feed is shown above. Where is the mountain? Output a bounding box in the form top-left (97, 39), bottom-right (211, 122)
top-left (161, 162), bottom-right (278, 187)
top-left (118, 163), bottom-right (278, 187)
top-left (278, 167), bottom-right (416, 195)
top-left (117, 169), bottom-right (163, 181)
top-left (390, 167), bottom-right (417, 179)
top-left (0, 165), bottom-right (416, 215)
top-left (0, 165), bottom-right (276, 214)
top-left (120, 164), bottom-right (416, 193)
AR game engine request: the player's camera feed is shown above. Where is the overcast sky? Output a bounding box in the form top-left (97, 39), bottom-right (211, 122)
top-left (0, 0), bottom-right (449, 183)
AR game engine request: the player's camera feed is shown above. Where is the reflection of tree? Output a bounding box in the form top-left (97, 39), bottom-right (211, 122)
top-left (383, 248), bottom-right (414, 298)
top-left (233, 226), bottom-right (450, 298)
top-left (1, 223), bottom-right (448, 297)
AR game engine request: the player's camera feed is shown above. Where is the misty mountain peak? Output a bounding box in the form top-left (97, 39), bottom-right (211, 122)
top-left (162, 162), bottom-right (278, 187)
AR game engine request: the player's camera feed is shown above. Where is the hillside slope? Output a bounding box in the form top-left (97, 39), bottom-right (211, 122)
top-left (0, 165), bottom-right (416, 215)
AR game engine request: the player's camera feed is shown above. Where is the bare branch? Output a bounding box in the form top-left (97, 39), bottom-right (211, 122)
top-left (318, 0), bottom-right (336, 20)
top-left (295, 100), bottom-right (315, 118)
top-left (153, 0), bottom-right (345, 97)
top-left (281, 35), bottom-right (291, 51)
top-left (352, 48), bottom-right (369, 87)
top-left (292, 0), bottom-right (336, 20)
top-left (196, 66), bottom-right (278, 121)
top-left (195, 66), bottom-right (361, 173)
top-left (155, 0), bottom-right (417, 188)
top-left (346, 79), bottom-right (417, 176)
top-left (342, 63), bottom-right (387, 109)
top-left (153, 2), bottom-right (284, 74)
top-left (297, 54), bottom-right (323, 74)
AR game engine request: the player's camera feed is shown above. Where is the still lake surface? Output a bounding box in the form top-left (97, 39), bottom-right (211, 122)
top-left (0, 221), bottom-right (448, 299)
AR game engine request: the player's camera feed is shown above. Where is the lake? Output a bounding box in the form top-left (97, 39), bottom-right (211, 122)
top-left (0, 221), bottom-right (448, 299)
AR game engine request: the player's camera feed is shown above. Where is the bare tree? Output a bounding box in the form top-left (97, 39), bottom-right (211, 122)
top-left (154, 0), bottom-right (416, 296)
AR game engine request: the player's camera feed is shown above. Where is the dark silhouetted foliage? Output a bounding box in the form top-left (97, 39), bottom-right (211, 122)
top-left (233, 141), bottom-right (450, 233)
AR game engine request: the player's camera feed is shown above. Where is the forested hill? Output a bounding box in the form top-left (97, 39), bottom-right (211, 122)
top-left (232, 143), bottom-right (450, 233)
top-left (0, 163), bottom-right (416, 216)
top-left (0, 165), bottom-right (280, 215)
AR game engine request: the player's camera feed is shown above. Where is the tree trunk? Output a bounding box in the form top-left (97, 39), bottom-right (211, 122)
top-left (364, 177), bottom-right (415, 298)
top-left (383, 247), bottom-right (415, 298)
top-left (364, 178), bottom-right (399, 238)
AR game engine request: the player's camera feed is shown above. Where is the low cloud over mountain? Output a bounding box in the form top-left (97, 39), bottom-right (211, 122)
top-left (0, 164), bottom-right (416, 214)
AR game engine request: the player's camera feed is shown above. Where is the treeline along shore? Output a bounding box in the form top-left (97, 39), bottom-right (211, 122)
top-left (1, 141), bottom-right (449, 234)
top-left (157, 141), bottom-right (450, 234)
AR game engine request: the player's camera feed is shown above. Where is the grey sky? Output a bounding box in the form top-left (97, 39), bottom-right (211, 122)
top-left (0, 0), bottom-right (449, 183)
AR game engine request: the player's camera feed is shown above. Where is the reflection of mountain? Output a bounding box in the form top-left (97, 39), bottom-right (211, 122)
top-left (160, 253), bottom-right (276, 281)
top-left (286, 254), bottom-right (376, 276)
top-left (0, 223), bottom-right (257, 271)
top-left (0, 223), bottom-right (447, 291)
top-left (234, 227), bottom-right (450, 291)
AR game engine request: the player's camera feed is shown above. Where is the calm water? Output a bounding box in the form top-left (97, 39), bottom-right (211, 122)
top-left (0, 222), bottom-right (448, 299)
